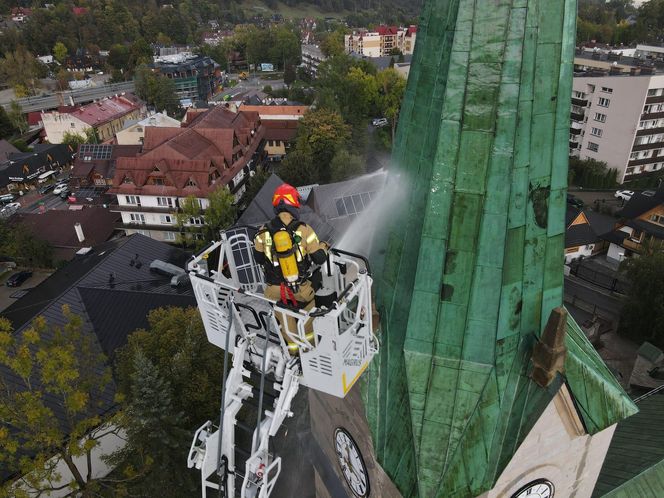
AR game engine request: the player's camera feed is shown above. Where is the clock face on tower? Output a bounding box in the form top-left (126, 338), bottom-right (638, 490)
top-left (511, 479), bottom-right (555, 498)
top-left (334, 427), bottom-right (370, 497)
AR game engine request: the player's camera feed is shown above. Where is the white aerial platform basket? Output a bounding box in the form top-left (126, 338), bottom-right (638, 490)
top-left (187, 226), bottom-right (378, 498)
top-left (187, 227), bottom-right (379, 398)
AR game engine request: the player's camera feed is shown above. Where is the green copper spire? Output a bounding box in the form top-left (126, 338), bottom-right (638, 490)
top-left (364, 1), bottom-right (637, 497)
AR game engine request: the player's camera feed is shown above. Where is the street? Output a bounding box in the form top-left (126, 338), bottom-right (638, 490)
top-left (212, 74), bottom-right (286, 102)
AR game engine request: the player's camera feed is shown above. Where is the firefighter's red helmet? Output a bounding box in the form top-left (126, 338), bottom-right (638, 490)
top-left (272, 183), bottom-right (301, 209)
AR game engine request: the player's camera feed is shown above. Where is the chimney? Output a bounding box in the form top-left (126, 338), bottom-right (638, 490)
top-left (74, 222), bottom-right (85, 243)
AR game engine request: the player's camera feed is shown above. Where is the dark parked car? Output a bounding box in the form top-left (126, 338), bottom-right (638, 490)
top-left (567, 194), bottom-right (584, 209)
top-left (6, 270), bottom-right (32, 287)
top-left (39, 183), bottom-right (55, 194)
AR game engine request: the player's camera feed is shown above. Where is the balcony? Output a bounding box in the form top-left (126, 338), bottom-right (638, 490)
top-left (571, 112), bottom-right (585, 122)
top-left (632, 141), bottom-right (664, 152)
top-left (571, 97), bottom-right (588, 107)
top-left (646, 95), bottom-right (664, 104)
top-left (636, 126), bottom-right (664, 137)
top-left (111, 205), bottom-right (176, 214)
top-left (641, 111), bottom-right (664, 120)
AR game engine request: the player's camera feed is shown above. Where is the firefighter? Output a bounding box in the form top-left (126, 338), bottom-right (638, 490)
top-left (253, 183), bottom-right (329, 352)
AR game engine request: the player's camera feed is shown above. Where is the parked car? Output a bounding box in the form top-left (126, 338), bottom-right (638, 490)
top-left (53, 183), bottom-right (69, 195)
top-left (372, 117), bottom-right (388, 127)
top-left (614, 190), bottom-right (634, 201)
top-left (567, 194), bottom-right (584, 209)
top-left (39, 183), bottom-right (55, 194)
top-left (0, 193), bottom-right (16, 204)
top-left (6, 270), bottom-right (32, 287)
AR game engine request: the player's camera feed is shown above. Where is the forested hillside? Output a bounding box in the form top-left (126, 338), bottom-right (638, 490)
top-left (0, 0), bottom-right (421, 58)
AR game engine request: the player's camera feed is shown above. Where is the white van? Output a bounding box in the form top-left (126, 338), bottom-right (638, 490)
top-left (37, 170), bottom-right (57, 184)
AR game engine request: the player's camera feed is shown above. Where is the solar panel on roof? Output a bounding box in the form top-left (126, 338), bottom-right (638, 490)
top-left (79, 144), bottom-right (112, 160)
top-left (334, 191), bottom-right (377, 217)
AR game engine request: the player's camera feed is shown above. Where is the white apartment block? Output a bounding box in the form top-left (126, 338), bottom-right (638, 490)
top-left (570, 74), bottom-right (664, 183)
top-left (344, 25), bottom-right (417, 58)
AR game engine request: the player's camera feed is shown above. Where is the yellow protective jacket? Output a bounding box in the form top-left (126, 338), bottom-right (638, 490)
top-left (253, 212), bottom-right (328, 285)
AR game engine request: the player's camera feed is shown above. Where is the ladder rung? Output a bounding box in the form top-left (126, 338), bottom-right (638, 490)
top-left (236, 421), bottom-right (254, 433)
top-left (235, 446), bottom-right (251, 458)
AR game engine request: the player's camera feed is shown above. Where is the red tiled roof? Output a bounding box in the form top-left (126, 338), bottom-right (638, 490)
top-left (263, 120), bottom-right (299, 141)
top-left (376, 25), bottom-right (399, 36)
top-left (70, 95), bottom-right (140, 127)
top-left (238, 104), bottom-right (309, 117)
top-left (110, 106), bottom-right (264, 198)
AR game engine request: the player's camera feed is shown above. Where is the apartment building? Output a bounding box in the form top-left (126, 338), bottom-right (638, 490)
top-left (41, 94), bottom-right (146, 144)
top-left (301, 44), bottom-right (327, 78)
top-left (345, 25), bottom-right (417, 58)
top-left (152, 53), bottom-right (221, 103)
top-left (109, 106), bottom-right (264, 242)
top-left (570, 72), bottom-right (664, 183)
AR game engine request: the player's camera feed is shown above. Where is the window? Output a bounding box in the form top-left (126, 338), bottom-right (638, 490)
top-left (157, 197), bottom-right (173, 207)
top-left (129, 213), bottom-right (146, 224)
top-left (594, 113), bottom-right (607, 123)
top-left (125, 195), bottom-right (140, 206)
top-left (160, 215), bottom-right (173, 224)
top-left (598, 97), bottom-right (610, 107)
top-left (164, 232), bottom-right (176, 241)
top-left (587, 142), bottom-right (599, 152)
top-left (590, 127), bottom-right (603, 137)
top-left (601, 87), bottom-right (613, 93)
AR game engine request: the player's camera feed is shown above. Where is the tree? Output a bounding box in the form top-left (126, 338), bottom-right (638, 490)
top-left (202, 186), bottom-right (237, 242)
top-left (0, 307), bottom-right (118, 497)
top-left (376, 68), bottom-right (407, 143)
top-left (330, 149), bottom-right (365, 182)
top-left (293, 108), bottom-right (351, 183)
top-left (284, 65), bottom-right (296, 86)
top-left (52, 41), bottom-right (67, 64)
top-left (0, 106), bottom-right (15, 139)
top-left (61, 129), bottom-right (96, 150)
top-left (106, 351), bottom-right (197, 497)
top-left (7, 101), bottom-right (28, 135)
top-left (240, 167), bottom-right (271, 207)
top-left (0, 47), bottom-right (43, 96)
top-left (278, 148), bottom-right (319, 187)
top-left (0, 220), bottom-right (53, 268)
top-left (619, 251), bottom-right (664, 348)
top-left (134, 65), bottom-right (181, 116)
top-left (320, 28), bottom-right (346, 58)
top-left (114, 306), bottom-right (223, 432)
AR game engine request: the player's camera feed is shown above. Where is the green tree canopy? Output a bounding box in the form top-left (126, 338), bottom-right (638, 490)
top-left (620, 251), bottom-right (664, 348)
top-left (134, 65), bottom-right (181, 117)
top-left (0, 308), bottom-right (116, 497)
top-left (52, 41), bottom-right (67, 64)
top-left (0, 47), bottom-right (43, 96)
